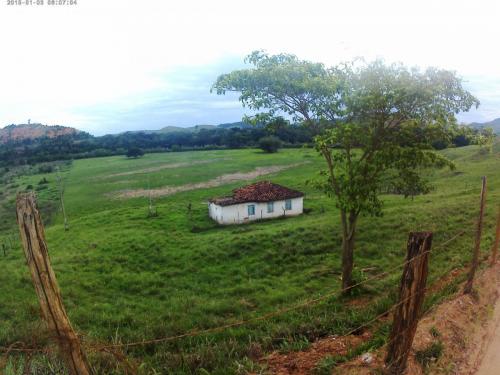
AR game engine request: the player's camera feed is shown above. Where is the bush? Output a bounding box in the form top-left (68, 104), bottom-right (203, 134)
top-left (126, 147), bottom-right (145, 158)
top-left (415, 341), bottom-right (443, 369)
top-left (258, 136), bottom-right (282, 153)
top-left (38, 177), bottom-right (49, 185)
top-left (38, 165), bottom-right (54, 174)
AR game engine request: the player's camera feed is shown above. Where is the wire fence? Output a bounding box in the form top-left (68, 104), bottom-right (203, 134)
top-left (95, 229), bottom-right (465, 351)
top-left (1, 212), bottom-right (497, 375)
top-left (0, 227), bottom-right (470, 350)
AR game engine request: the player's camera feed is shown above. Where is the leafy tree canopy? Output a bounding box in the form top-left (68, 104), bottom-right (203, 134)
top-left (213, 51), bottom-right (479, 289)
top-left (213, 51), bottom-right (479, 214)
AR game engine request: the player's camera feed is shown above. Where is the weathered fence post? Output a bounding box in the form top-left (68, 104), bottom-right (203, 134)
top-left (464, 176), bottom-right (487, 294)
top-left (491, 204), bottom-right (500, 266)
top-left (16, 192), bottom-right (92, 375)
top-left (385, 232), bottom-right (432, 375)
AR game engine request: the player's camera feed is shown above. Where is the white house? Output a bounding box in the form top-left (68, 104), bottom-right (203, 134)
top-left (208, 181), bottom-right (304, 225)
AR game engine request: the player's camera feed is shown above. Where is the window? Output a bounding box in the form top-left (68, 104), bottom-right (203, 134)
top-left (285, 199), bottom-right (292, 210)
top-left (247, 204), bottom-right (255, 216)
top-left (267, 201), bottom-right (274, 213)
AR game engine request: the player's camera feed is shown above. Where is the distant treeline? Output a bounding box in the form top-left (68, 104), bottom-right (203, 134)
top-left (0, 123), bottom-right (314, 166)
top-left (0, 121), bottom-right (491, 167)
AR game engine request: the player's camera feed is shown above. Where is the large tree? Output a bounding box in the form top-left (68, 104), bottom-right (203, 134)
top-left (213, 51), bottom-right (479, 291)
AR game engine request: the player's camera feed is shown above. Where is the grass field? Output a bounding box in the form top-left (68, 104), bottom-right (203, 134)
top-left (0, 143), bottom-right (499, 374)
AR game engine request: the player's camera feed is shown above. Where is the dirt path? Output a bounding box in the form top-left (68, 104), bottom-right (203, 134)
top-left (474, 282), bottom-right (500, 375)
top-left (100, 159), bottom-right (223, 179)
top-left (113, 163), bottom-right (307, 199)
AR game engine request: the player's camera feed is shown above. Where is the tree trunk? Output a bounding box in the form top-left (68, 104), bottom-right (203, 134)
top-left (341, 210), bottom-right (358, 292)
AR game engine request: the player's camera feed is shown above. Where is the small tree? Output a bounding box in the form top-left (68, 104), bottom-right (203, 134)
top-left (474, 127), bottom-right (495, 154)
top-left (258, 136), bottom-right (282, 153)
top-left (126, 147), bottom-right (145, 158)
top-left (213, 51), bottom-right (479, 291)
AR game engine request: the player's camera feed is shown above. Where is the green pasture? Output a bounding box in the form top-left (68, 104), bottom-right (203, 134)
top-left (0, 144), bottom-right (499, 374)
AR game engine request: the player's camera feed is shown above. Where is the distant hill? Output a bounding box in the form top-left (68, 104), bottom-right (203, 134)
top-left (0, 123), bottom-right (79, 144)
top-left (469, 118), bottom-right (500, 134)
top-left (217, 121), bottom-right (253, 129)
top-left (146, 122), bottom-right (252, 134)
top-left (157, 124), bottom-right (217, 133)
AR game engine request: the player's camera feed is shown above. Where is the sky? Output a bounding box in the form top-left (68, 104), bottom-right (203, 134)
top-left (0, 0), bottom-right (499, 135)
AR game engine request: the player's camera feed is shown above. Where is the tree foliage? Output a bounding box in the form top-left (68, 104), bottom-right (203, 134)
top-left (213, 51), bottom-right (479, 289)
top-left (0, 117), bottom-right (482, 169)
top-left (0, 124), bottom-right (315, 167)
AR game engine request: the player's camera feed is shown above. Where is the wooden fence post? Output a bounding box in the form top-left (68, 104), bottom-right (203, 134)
top-left (491, 204), bottom-right (500, 265)
top-left (56, 170), bottom-right (69, 231)
top-left (464, 176), bottom-right (487, 294)
top-left (16, 192), bottom-right (92, 375)
top-left (385, 232), bottom-right (432, 375)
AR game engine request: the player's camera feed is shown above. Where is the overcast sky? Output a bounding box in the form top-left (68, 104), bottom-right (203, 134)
top-left (0, 0), bottom-right (499, 135)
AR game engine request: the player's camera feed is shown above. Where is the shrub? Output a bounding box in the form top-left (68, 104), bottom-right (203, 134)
top-left (38, 165), bottom-right (54, 174)
top-left (415, 341), bottom-right (443, 369)
top-left (126, 147), bottom-right (145, 158)
top-left (38, 177), bottom-right (49, 185)
top-left (258, 136), bottom-right (282, 153)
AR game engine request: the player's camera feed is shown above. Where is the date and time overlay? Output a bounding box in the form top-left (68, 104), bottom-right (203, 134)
top-left (5, 0), bottom-right (77, 6)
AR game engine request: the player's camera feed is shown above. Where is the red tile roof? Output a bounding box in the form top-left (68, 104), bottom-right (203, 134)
top-left (210, 181), bottom-right (303, 206)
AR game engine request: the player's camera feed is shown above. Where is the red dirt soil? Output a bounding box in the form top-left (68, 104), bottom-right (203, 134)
top-left (261, 262), bottom-right (500, 374)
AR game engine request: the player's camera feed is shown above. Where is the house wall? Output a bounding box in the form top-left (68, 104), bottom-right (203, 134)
top-left (208, 197), bottom-right (303, 225)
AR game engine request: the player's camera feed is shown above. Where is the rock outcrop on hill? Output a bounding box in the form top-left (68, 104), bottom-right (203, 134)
top-left (0, 123), bottom-right (79, 144)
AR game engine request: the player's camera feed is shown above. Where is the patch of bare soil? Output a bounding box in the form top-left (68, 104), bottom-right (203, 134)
top-left (100, 159), bottom-right (222, 179)
top-left (409, 264), bottom-right (499, 375)
top-left (474, 291), bottom-right (500, 375)
top-left (262, 263), bottom-right (500, 375)
top-left (113, 163), bottom-right (307, 199)
top-left (264, 332), bottom-right (372, 375)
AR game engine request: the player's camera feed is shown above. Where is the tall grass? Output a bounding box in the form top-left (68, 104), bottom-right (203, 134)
top-left (0, 144), bottom-right (498, 373)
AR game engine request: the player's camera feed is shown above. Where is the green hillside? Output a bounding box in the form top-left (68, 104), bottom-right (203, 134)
top-left (157, 124), bottom-right (217, 133)
top-left (0, 142), bottom-right (499, 374)
top-left (470, 117), bottom-right (500, 134)
top-left (127, 122), bottom-right (250, 134)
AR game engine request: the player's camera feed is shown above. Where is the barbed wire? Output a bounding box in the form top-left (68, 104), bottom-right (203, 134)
top-left (0, 225), bottom-right (474, 362)
top-left (93, 228), bottom-right (468, 350)
top-left (360, 263), bottom-right (479, 373)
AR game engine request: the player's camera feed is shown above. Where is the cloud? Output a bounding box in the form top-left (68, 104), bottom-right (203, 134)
top-left (67, 57), bottom-right (249, 135)
top-left (0, 0), bottom-right (499, 133)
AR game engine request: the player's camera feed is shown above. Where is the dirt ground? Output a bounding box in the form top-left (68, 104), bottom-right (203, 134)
top-left (101, 159), bottom-right (223, 179)
top-left (471, 280), bottom-right (500, 375)
top-left (262, 262), bottom-right (500, 375)
top-left (265, 333), bottom-right (373, 375)
top-left (113, 163), bottom-right (306, 199)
